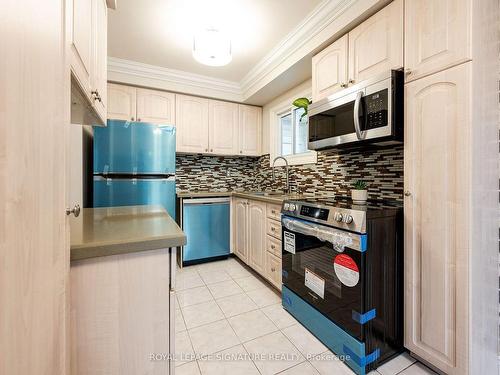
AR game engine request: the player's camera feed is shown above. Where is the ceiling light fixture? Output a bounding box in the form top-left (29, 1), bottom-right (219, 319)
top-left (192, 28), bottom-right (232, 67)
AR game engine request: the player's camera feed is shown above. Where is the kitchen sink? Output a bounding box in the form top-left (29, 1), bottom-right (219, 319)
top-left (248, 191), bottom-right (286, 196)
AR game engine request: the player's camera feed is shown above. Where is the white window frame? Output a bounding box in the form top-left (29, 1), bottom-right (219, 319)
top-left (269, 89), bottom-right (317, 167)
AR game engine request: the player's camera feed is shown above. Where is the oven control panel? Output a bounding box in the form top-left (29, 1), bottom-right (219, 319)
top-left (282, 201), bottom-right (367, 234)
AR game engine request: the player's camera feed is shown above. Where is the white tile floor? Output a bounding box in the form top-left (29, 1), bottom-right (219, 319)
top-left (174, 257), bottom-right (437, 375)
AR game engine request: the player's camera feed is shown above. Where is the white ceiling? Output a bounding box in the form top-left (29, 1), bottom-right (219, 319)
top-left (107, 0), bottom-right (322, 83)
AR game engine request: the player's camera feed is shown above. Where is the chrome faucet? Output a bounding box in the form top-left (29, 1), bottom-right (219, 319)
top-left (272, 156), bottom-right (290, 194)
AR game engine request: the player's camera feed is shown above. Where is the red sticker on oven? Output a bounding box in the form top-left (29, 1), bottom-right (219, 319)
top-left (333, 254), bottom-right (359, 287)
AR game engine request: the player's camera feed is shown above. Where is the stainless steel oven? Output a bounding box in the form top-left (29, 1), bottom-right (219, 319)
top-left (308, 70), bottom-right (403, 150)
top-left (280, 198), bottom-right (404, 374)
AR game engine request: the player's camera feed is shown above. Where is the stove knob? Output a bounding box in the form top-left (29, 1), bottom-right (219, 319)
top-left (289, 204), bottom-right (296, 211)
top-left (344, 215), bottom-right (353, 224)
top-left (283, 203), bottom-right (290, 211)
top-left (334, 212), bottom-right (343, 222)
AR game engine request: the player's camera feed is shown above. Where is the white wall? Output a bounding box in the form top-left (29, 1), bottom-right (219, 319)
top-left (261, 79), bottom-right (312, 155)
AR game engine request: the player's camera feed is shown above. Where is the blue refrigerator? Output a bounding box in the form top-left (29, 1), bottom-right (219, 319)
top-left (93, 120), bottom-right (176, 219)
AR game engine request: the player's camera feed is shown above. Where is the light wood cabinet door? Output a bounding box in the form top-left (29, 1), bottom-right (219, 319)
top-left (404, 63), bottom-right (470, 375)
top-left (90, 0), bottom-right (107, 123)
top-left (312, 34), bottom-right (348, 102)
top-left (176, 94), bottom-right (209, 153)
top-left (69, 0), bottom-right (93, 97)
top-left (107, 84), bottom-right (137, 121)
top-left (247, 201), bottom-right (267, 275)
top-left (405, 0), bottom-right (471, 82)
top-left (136, 89), bottom-right (175, 125)
top-left (266, 252), bottom-right (282, 290)
top-left (209, 100), bottom-right (238, 155)
top-left (233, 198), bottom-right (248, 263)
top-left (348, 0), bottom-right (403, 84)
top-left (238, 105), bottom-right (262, 156)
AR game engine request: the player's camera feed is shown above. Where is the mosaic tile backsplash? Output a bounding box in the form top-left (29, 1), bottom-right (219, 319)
top-left (176, 144), bottom-right (404, 202)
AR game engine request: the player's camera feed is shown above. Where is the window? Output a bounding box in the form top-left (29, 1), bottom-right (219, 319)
top-left (279, 106), bottom-right (308, 156)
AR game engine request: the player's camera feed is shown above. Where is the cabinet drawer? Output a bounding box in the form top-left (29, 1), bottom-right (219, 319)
top-left (266, 203), bottom-right (281, 221)
top-left (266, 251), bottom-right (282, 290)
top-left (266, 235), bottom-right (281, 258)
top-left (267, 219), bottom-right (281, 240)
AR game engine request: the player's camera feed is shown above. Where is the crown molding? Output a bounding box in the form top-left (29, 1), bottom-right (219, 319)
top-left (108, 57), bottom-right (244, 101)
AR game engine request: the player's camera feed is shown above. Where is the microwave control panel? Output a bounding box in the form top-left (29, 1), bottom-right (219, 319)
top-left (365, 89), bottom-right (388, 129)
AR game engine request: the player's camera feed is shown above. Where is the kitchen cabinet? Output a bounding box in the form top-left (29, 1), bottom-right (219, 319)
top-left (238, 105), bottom-right (262, 156)
top-left (265, 252), bottom-right (281, 290)
top-left (209, 100), bottom-right (239, 155)
top-left (312, 35), bottom-right (348, 102)
top-left (311, 0), bottom-right (403, 102)
top-left (232, 197), bottom-right (282, 291)
top-left (247, 201), bottom-right (266, 275)
top-left (404, 63), bottom-right (470, 375)
top-left (348, 0), bottom-right (403, 84)
top-left (404, 0), bottom-right (471, 82)
top-left (107, 84), bottom-right (137, 121)
top-left (233, 198), bottom-right (249, 263)
top-left (266, 219), bottom-right (282, 241)
top-left (68, 0), bottom-right (108, 125)
top-left (69, 0), bottom-right (92, 98)
top-left (136, 88), bottom-right (176, 124)
top-left (90, 0), bottom-right (107, 122)
top-left (107, 84), bottom-right (176, 125)
top-left (176, 94), bottom-right (209, 153)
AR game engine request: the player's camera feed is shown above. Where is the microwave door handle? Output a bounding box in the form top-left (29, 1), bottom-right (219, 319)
top-left (353, 91), bottom-right (365, 140)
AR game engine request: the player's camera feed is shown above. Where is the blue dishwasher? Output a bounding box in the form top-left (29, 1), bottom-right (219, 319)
top-left (182, 197), bottom-right (230, 264)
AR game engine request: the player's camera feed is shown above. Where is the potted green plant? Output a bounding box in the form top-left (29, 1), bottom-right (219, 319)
top-left (351, 180), bottom-right (368, 204)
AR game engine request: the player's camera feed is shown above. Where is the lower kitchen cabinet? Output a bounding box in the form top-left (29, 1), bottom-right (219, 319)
top-left (265, 251), bottom-right (281, 290)
top-left (233, 197), bottom-right (249, 263)
top-left (247, 200), bottom-right (267, 275)
top-left (231, 197), bottom-right (282, 290)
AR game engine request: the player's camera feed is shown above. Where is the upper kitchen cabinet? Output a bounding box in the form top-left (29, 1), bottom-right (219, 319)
top-left (404, 63), bottom-right (470, 375)
top-left (107, 84), bottom-right (137, 121)
top-left (348, 0), bottom-right (403, 84)
top-left (69, 0), bottom-right (92, 97)
top-left (405, 0), bottom-right (471, 82)
top-left (136, 88), bottom-right (176, 124)
top-left (209, 100), bottom-right (239, 155)
top-left (90, 0), bottom-right (108, 122)
top-left (107, 84), bottom-right (176, 125)
top-left (176, 94), bottom-right (209, 153)
top-left (68, 0), bottom-right (108, 125)
top-left (312, 35), bottom-right (348, 102)
top-left (238, 104), bottom-right (262, 156)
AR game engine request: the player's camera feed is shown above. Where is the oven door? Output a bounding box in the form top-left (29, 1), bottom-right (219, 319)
top-left (281, 216), bottom-right (368, 341)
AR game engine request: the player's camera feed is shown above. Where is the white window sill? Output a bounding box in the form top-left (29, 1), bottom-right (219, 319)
top-left (269, 151), bottom-right (317, 167)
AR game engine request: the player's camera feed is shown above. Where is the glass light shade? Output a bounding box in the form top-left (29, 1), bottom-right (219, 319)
top-left (192, 29), bottom-right (232, 66)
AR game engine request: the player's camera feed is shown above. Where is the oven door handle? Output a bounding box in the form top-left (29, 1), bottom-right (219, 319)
top-left (282, 217), bottom-right (366, 252)
top-left (353, 91), bottom-right (365, 140)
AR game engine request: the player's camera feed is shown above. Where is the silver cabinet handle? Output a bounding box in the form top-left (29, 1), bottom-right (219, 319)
top-left (404, 191), bottom-right (412, 197)
top-left (66, 204), bottom-right (81, 217)
top-left (353, 91), bottom-right (365, 140)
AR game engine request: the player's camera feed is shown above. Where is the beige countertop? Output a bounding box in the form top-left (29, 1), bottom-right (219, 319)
top-left (70, 205), bottom-right (186, 261)
top-left (176, 190), bottom-right (304, 204)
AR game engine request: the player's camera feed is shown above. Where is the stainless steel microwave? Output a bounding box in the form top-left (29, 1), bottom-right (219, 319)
top-left (308, 70), bottom-right (403, 150)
